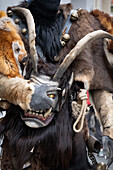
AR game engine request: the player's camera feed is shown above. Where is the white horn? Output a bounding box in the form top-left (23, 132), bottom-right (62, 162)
top-left (13, 7), bottom-right (38, 74)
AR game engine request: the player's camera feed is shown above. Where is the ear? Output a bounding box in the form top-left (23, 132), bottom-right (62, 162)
top-left (0, 18), bottom-right (12, 31)
top-left (0, 11), bottom-right (7, 18)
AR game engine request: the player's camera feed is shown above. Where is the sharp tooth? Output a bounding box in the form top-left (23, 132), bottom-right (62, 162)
top-left (36, 113), bottom-right (39, 116)
top-left (38, 114), bottom-right (43, 117)
top-left (44, 108), bottom-right (52, 118)
top-left (32, 112), bottom-right (35, 115)
top-left (49, 112), bottom-right (52, 116)
top-left (29, 111), bottom-right (32, 115)
top-left (40, 110), bottom-right (43, 113)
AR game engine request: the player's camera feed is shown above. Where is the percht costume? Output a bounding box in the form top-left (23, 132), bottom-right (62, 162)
top-left (0, 0), bottom-right (113, 169)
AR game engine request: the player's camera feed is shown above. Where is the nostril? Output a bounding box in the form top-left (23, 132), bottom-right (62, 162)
top-left (20, 56), bottom-right (27, 65)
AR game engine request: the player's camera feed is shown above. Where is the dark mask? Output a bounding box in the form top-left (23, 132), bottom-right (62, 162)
top-left (28, 0), bottom-right (61, 17)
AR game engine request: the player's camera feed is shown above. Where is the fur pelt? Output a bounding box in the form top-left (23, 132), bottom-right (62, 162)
top-left (0, 11), bottom-right (27, 78)
top-left (0, 101), bottom-right (89, 170)
top-left (1, 1), bottom-right (113, 170)
top-left (91, 9), bottom-right (113, 53)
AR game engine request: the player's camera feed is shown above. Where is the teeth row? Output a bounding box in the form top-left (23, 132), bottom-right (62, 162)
top-left (28, 108), bottom-right (52, 118)
top-left (33, 110), bottom-right (47, 114)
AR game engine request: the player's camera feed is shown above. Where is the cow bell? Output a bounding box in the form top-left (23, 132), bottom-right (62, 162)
top-left (62, 33), bottom-right (70, 42)
top-left (15, 18), bottom-right (20, 25)
top-left (7, 10), bottom-right (13, 17)
top-left (96, 163), bottom-right (108, 170)
top-left (60, 40), bottom-right (66, 47)
top-left (21, 28), bottom-right (27, 35)
top-left (54, 55), bottom-right (60, 62)
top-left (70, 11), bottom-right (78, 21)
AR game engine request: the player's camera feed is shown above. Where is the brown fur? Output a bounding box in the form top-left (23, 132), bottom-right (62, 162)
top-left (0, 11), bottom-right (27, 78)
top-left (1, 3), bottom-right (113, 170)
top-left (58, 8), bottom-right (113, 92)
top-left (91, 9), bottom-right (113, 53)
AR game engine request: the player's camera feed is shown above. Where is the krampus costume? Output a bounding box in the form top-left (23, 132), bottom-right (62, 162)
top-left (0, 0), bottom-right (113, 169)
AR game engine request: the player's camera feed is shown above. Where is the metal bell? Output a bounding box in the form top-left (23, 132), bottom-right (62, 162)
top-left (60, 40), bottom-right (66, 47)
top-left (15, 18), bottom-right (20, 25)
top-left (7, 10), bottom-right (13, 17)
top-left (21, 28), bottom-right (27, 35)
top-left (70, 11), bottom-right (78, 21)
top-left (96, 163), bottom-right (108, 170)
top-left (62, 33), bottom-right (70, 42)
top-left (54, 56), bottom-right (60, 62)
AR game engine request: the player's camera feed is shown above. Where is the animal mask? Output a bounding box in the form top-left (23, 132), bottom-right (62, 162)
top-left (0, 11), bottom-right (27, 78)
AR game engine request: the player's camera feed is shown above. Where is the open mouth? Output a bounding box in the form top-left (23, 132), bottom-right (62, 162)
top-left (21, 107), bottom-right (54, 128)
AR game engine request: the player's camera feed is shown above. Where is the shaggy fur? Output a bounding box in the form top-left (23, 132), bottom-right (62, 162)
top-left (0, 11), bottom-right (26, 78)
top-left (0, 97), bottom-right (89, 170)
top-left (1, 1), bottom-right (113, 170)
top-left (91, 9), bottom-right (113, 53)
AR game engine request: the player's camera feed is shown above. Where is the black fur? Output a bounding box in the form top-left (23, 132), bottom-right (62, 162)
top-left (0, 91), bottom-right (89, 170)
top-left (1, 1), bottom-right (92, 169)
top-left (24, 0), bottom-right (64, 63)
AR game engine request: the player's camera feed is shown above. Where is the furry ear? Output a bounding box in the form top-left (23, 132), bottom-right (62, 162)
top-left (0, 18), bottom-right (12, 31)
top-left (0, 11), bottom-right (11, 31)
top-left (0, 11), bottom-right (7, 18)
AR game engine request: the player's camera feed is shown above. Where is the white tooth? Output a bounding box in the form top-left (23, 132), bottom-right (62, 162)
top-left (40, 110), bottom-right (43, 113)
top-left (44, 108), bottom-right (52, 118)
top-left (36, 113), bottom-right (39, 116)
top-left (38, 114), bottom-right (43, 117)
top-left (49, 112), bottom-right (52, 116)
top-left (32, 112), bottom-right (35, 115)
top-left (29, 111), bottom-right (32, 115)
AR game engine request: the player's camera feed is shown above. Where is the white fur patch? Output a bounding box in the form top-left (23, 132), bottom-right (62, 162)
top-left (12, 41), bottom-right (23, 75)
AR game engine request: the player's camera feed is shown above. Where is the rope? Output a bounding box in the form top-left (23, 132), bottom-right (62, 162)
top-left (72, 89), bottom-right (88, 133)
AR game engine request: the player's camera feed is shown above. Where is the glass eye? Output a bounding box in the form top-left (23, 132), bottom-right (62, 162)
top-left (47, 94), bottom-right (55, 99)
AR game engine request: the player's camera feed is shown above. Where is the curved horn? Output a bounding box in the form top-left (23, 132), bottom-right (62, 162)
top-left (13, 7), bottom-right (38, 74)
top-left (53, 30), bottom-right (113, 82)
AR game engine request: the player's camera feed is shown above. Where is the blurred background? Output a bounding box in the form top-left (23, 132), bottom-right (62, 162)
top-left (0, 0), bottom-right (112, 15)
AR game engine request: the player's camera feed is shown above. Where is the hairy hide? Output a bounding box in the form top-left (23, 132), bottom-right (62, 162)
top-left (91, 9), bottom-right (113, 53)
top-left (0, 11), bottom-right (26, 78)
top-left (0, 100), bottom-right (89, 170)
top-left (2, 1), bottom-right (113, 170)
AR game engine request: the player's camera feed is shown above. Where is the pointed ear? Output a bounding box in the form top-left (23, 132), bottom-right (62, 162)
top-left (0, 18), bottom-right (11, 31)
top-left (0, 11), bottom-right (7, 18)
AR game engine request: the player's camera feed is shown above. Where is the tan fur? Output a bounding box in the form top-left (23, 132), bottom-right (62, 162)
top-left (91, 9), bottom-right (113, 53)
top-left (0, 11), bottom-right (7, 18)
top-left (0, 11), bottom-right (27, 78)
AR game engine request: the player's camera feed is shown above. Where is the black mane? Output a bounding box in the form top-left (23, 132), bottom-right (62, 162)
top-left (0, 92), bottom-right (88, 170)
top-left (27, 1), bottom-right (64, 63)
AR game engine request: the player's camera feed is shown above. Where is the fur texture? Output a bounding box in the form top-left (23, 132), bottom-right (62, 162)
top-left (0, 11), bottom-right (27, 78)
top-left (91, 9), bottom-right (113, 53)
top-left (1, 2), bottom-right (113, 170)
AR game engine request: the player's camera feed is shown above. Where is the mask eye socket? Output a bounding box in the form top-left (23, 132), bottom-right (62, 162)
top-left (16, 47), bottom-right (20, 53)
top-left (47, 94), bottom-right (56, 99)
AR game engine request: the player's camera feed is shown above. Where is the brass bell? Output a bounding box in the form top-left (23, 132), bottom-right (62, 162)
top-left (60, 40), bottom-right (66, 47)
top-left (21, 28), bottom-right (27, 35)
top-left (62, 33), bottom-right (70, 42)
top-left (70, 12), bottom-right (78, 21)
top-left (96, 163), bottom-right (108, 170)
top-left (15, 18), bottom-right (20, 25)
top-left (7, 10), bottom-right (13, 17)
top-left (54, 56), bottom-right (60, 62)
